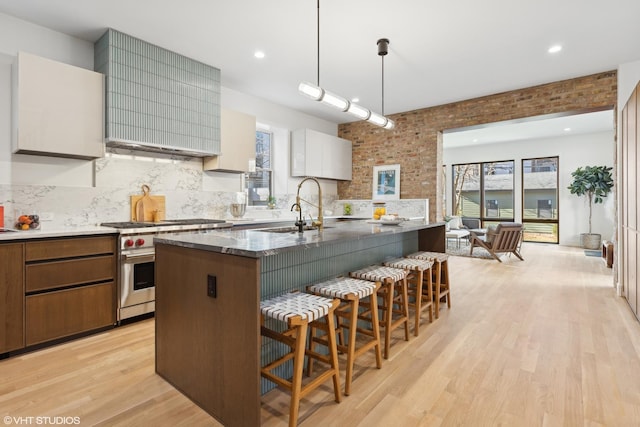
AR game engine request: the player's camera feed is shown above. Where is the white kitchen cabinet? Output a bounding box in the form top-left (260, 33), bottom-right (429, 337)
top-left (291, 128), bottom-right (352, 180)
top-left (12, 52), bottom-right (104, 159)
top-left (203, 108), bottom-right (256, 172)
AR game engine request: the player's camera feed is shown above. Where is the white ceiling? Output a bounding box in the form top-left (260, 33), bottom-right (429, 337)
top-left (0, 0), bottom-right (638, 130)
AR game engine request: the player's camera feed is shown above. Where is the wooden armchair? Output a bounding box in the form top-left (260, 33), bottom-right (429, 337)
top-left (470, 222), bottom-right (524, 262)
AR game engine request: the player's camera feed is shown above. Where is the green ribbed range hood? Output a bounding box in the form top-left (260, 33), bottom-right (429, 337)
top-left (94, 29), bottom-right (221, 157)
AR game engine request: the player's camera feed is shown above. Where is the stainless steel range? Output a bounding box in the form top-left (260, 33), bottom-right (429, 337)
top-left (101, 219), bottom-right (233, 321)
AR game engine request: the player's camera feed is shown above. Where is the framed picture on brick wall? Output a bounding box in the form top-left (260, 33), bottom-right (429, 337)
top-left (372, 164), bottom-right (400, 200)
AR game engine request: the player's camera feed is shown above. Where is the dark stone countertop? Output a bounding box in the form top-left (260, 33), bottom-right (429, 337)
top-left (154, 219), bottom-right (442, 258)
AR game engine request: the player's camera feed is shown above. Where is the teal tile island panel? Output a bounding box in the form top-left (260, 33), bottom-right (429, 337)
top-left (94, 29), bottom-right (221, 156)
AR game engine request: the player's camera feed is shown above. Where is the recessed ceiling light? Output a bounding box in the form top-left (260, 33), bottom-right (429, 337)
top-left (254, 51), bottom-right (265, 59)
top-left (351, 97), bottom-right (360, 103)
top-left (472, 138), bottom-right (478, 143)
top-left (564, 127), bottom-right (571, 132)
top-left (548, 45), bottom-right (562, 54)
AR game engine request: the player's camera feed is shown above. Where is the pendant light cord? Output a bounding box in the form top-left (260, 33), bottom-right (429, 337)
top-left (316, 0), bottom-right (320, 86)
top-left (377, 38), bottom-right (389, 117)
top-left (381, 54), bottom-right (385, 116)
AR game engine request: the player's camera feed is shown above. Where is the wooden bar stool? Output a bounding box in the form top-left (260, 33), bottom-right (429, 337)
top-left (383, 257), bottom-right (434, 336)
top-left (260, 292), bottom-right (341, 427)
top-left (406, 251), bottom-right (451, 318)
top-left (349, 265), bottom-right (410, 359)
top-left (307, 277), bottom-right (382, 395)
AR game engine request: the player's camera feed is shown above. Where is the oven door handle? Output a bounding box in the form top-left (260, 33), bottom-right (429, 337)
top-left (121, 252), bottom-right (155, 263)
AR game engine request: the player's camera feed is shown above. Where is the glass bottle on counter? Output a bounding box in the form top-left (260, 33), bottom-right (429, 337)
top-left (372, 201), bottom-right (386, 220)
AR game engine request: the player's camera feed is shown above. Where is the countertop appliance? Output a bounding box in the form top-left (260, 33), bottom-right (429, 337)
top-left (100, 218), bottom-right (233, 321)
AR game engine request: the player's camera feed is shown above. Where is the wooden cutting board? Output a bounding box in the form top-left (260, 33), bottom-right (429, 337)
top-left (130, 185), bottom-right (166, 222)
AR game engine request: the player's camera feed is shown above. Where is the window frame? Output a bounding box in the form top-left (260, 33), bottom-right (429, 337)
top-left (245, 129), bottom-right (273, 207)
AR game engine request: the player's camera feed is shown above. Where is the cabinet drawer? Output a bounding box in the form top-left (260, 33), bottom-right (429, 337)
top-left (25, 236), bottom-right (116, 262)
top-left (25, 282), bottom-right (115, 346)
top-left (26, 255), bottom-right (115, 293)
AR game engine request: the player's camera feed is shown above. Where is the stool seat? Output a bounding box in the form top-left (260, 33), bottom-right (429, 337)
top-left (308, 277), bottom-right (378, 300)
top-left (383, 257), bottom-right (433, 271)
top-left (261, 292), bottom-right (336, 323)
top-left (308, 277), bottom-right (382, 395)
top-left (350, 265), bottom-right (410, 359)
top-left (406, 251), bottom-right (449, 263)
top-left (350, 265), bottom-right (408, 283)
top-left (384, 257), bottom-right (434, 336)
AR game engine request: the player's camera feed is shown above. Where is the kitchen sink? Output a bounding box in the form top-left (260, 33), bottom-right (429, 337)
top-left (256, 225), bottom-right (334, 233)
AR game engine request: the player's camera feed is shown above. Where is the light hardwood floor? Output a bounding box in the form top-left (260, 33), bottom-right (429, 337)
top-left (2, 243), bottom-right (639, 426)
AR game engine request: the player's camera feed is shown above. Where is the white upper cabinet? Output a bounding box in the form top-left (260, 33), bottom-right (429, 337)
top-left (12, 52), bottom-right (105, 159)
top-left (291, 129), bottom-right (352, 181)
top-left (203, 108), bottom-right (256, 173)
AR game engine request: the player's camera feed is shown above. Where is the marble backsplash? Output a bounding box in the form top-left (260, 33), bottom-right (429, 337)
top-left (0, 154), bottom-right (428, 229)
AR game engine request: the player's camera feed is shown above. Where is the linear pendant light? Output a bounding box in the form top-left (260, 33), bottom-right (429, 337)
top-left (297, 0), bottom-right (394, 130)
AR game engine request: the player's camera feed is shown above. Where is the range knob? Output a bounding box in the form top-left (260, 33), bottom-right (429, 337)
top-left (136, 238), bottom-right (145, 246)
top-left (125, 239), bottom-right (134, 247)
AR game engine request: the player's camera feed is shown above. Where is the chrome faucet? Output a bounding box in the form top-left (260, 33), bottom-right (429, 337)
top-left (294, 177), bottom-right (323, 230)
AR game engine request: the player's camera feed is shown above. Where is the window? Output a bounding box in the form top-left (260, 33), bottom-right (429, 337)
top-left (483, 161), bottom-right (514, 222)
top-left (522, 157), bottom-right (558, 243)
top-left (452, 163), bottom-right (481, 217)
top-left (452, 160), bottom-right (514, 226)
top-left (245, 130), bottom-right (273, 206)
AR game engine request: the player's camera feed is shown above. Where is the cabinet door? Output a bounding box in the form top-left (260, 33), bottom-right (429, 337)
top-left (25, 282), bottom-right (115, 346)
top-left (14, 52), bottom-right (104, 159)
top-left (291, 129), bottom-right (308, 176)
top-left (0, 243), bottom-right (24, 353)
top-left (335, 136), bottom-right (353, 180)
top-left (203, 108), bottom-right (256, 172)
top-left (305, 130), bottom-right (324, 176)
top-left (291, 128), bottom-right (352, 180)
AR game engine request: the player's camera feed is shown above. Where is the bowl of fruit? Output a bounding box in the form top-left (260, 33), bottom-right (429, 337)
top-left (16, 214), bottom-right (40, 231)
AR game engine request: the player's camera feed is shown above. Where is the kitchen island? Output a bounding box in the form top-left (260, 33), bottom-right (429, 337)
top-left (154, 219), bottom-right (444, 426)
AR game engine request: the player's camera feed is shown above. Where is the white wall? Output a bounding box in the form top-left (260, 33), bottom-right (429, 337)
top-left (444, 131), bottom-right (615, 246)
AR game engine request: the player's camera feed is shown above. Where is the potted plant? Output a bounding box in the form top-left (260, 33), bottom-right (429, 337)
top-left (567, 165), bottom-right (614, 249)
top-left (266, 196), bottom-right (277, 209)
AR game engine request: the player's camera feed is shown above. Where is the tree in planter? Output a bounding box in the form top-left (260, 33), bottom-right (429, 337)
top-left (567, 165), bottom-right (614, 248)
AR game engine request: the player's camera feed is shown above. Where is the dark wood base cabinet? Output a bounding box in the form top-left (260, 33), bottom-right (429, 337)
top-left (0, 243), bottom-right (25, 353)
top-left (0, 235), bottom-right (117, 355)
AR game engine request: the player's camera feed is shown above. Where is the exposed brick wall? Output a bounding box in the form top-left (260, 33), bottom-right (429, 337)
top-left (337, 71), bottom-right (618, 222)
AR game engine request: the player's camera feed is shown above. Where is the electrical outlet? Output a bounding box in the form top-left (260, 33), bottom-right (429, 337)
top-left (207, 275), bottom-right (217, 298)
